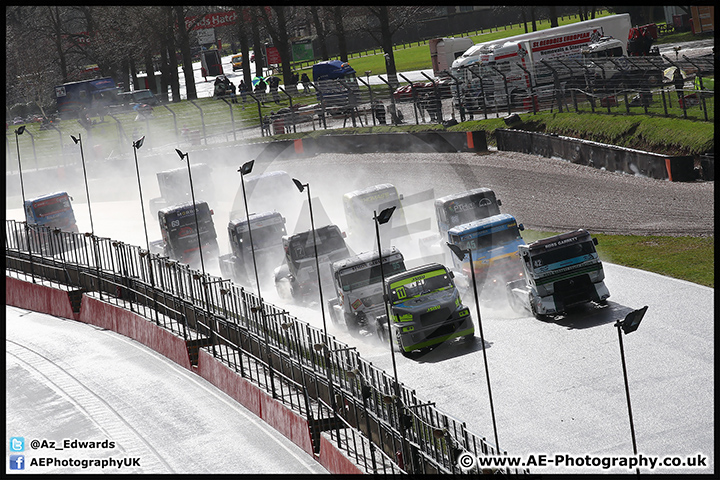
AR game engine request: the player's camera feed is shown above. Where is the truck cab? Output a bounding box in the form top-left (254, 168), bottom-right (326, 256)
top-left (342, 183), bottom-right (405, 250)
top-left (149, 163), bottom-right (214, 218)
top-left (219, 211), bottom-right (287, 285)
top-left (377, 263), bottom-right (474, 355)
top-left (507, 229), bottom-right (610, 319)
top-left (24, 191), bottom-right (78, 233)
top-left (54, 77), bottom-right (119, 118)
top-left (328, 247), bottom-right (406, 335)
top-left (447, 213), bottom-right (526, 290)
top-left (155, 201), bottom-right (219, 268)
top-left (420, 187), bottom-right (502, 264)
top-left (22, 191), bottom-right (78, 253)
top-left (274, 224), bottom-right (351, 302)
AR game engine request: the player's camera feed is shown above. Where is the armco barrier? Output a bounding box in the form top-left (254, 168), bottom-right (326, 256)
top-left (6, 275), bottom-right (361, 475)
top-left (495, 128), bottom-right (698, 181)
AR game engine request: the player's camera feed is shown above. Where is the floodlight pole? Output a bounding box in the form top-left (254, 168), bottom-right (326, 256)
top-left (375, 207), bottom-right (413, 472)
top-left (132, 137), bottom-right (158, 319)
top-left (294, 177), bottom-right (341, 440)
top-left (374, 208), bottom-right (401, 392)
top-left (73, 133), bottom-right (102, 300)
top-left (447, 242), bottom-right (499, 453)
top-left (239, 160), bottom-right (277, 398)
top-left (238, 160), bottom-right (262, 296)
top-left (614, 306), bottom-right (648, 476)
top-left (616, 324), bottom-right (638, 473)
top-left (15, 125), bottom-right (35, 282)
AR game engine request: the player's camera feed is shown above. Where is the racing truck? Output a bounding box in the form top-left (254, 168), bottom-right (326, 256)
top-left (342, 183), bottom-right (405, 250)
top-left (376, 262), bottom-right (475, 356)
top-left (419, 187), bottom-right (502, 264)
top-left (446, 213), bottom-right (526, 294)
top-left (274, 224), bottom-right (351, 302)
top-left (149, 163), bottom-right (214, 219)
top-left (21, 191), bottom-right (79, 254)
top-left (327, 247), bottom-right (407, 336)
top-left (506, 229), bottom-right (610, 320)
top-left (218, 211), bottom-right (287, 286)
top-left (151, 201), bottom-right (219, 268)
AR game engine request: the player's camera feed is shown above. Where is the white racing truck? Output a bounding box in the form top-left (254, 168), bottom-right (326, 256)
top-left (327, 247), bottom-right (407, 336)
top-left (376, 262), bottom-right (475, 356)
top-left (506, 229), bottom-right (610, 320)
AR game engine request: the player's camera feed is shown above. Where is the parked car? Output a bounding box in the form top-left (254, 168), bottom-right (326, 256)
top-left (393, 77), bottom-right (454, 101)
top-left (231, 54), bottom-right (243, 71)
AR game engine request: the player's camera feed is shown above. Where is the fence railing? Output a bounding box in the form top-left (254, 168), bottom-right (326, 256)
top-left (7, 54), bottom-right (712, 177)
top-left (5, 218), bottom-right (527, 475)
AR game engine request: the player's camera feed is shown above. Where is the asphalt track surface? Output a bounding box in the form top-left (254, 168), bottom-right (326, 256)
top-left (5, 145), bottom-right (714, 475)
top-left (248, 149), bottom-right (714, 238)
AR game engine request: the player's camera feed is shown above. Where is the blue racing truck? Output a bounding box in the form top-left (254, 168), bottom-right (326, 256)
top-left (24, 191), bottom-right (78, 233)
top-left (446, 213), bottom-right (526, 291)
top-left (22, 191), bottom-right (79, 253)
top-left (54, 77), bottom-right (119, 118)
top-left (419, 187), bottom-right (502, 264)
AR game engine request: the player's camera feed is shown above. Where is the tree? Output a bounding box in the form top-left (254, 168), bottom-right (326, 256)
top-left (310, 6), bottom-right (329, 61)
top-left (174, 6), bottom-right (197, 100)
top-left (359, 6), bottom-right (432, 84)
top-left (259, 5), bottom-right (295, 84)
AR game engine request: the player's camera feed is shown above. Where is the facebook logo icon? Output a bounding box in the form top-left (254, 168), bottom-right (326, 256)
top-left (10, 455), bottom-right (25, 470)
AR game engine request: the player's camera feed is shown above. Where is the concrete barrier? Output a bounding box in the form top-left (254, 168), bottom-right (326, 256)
top-left (496, 128), bottom-right (698, 181)
top-left (197, 349), bottom-right (363, 473)
top-left (5, 275), bottom-right (79, 321)
top-left (6, 275), bottom-right (365, 474)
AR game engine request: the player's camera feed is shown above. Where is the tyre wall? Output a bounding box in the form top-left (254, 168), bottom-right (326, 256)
top-left (495, 128), bottom-right (698, 181)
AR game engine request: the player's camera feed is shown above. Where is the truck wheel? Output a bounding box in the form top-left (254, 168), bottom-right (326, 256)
top-left (328, 301), bottom-right (340, 325)
top-left (531, 302), bottom-right (551, 322)
top-left (275, 277), bottom-right (292, 300)
top-left (375, 316), bottom-right (388, 343)
top-left (345, 312), bottom-right (363, 338)
top-left (395, 331), bottom-right (409, 356)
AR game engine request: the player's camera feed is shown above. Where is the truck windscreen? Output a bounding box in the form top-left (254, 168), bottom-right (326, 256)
top-left (339, 258), bottom-right (405, 292)
top-left (238, 223), bottom-right (285, 247)
top-left (289, 229), bottom-right (346, 262)
top-left (530, 241), bottom-right (597, 270)
top-left (441, 194), bottom-right (499, 229)
top-left (389, 269), bottom-right (453, 303)
top-left (31, 196), bottom-right (71, 218)
top-left (454, 225), bottom-right (521, 251)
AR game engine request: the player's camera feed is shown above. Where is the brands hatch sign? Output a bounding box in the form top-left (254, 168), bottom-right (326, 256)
top-left (184, 8), bottom-right (273, 30)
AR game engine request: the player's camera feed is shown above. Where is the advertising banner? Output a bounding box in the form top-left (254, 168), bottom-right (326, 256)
top-left (292, 39), bottom-right (314, 62)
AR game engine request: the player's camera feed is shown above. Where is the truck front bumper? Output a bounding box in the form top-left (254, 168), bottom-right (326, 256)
top-left (396, 315), bottom-right (474, 352)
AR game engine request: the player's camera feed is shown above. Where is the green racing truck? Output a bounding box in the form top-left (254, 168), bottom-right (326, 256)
top-left (376, 262), bottom-right (474, 355)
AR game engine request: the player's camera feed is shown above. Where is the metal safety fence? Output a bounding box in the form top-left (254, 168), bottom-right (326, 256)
top-left (5, 218), bottom-right (527, 475)
top-left (7, 53), bottom-right (713, 176)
